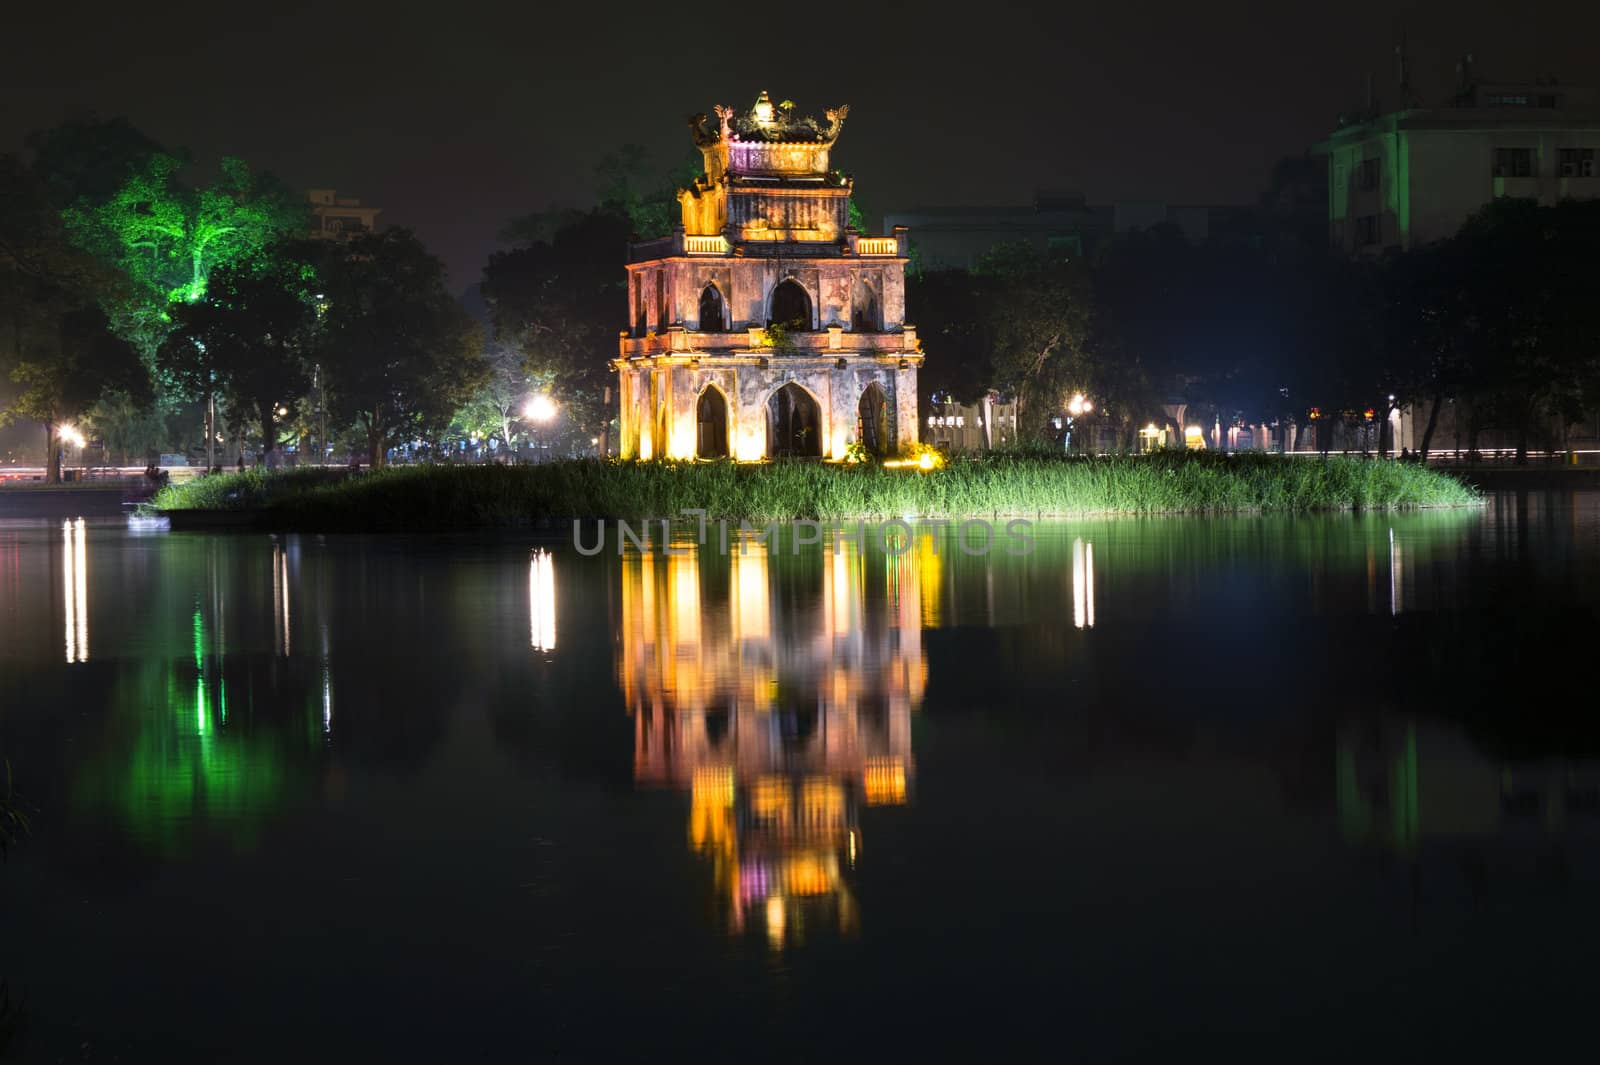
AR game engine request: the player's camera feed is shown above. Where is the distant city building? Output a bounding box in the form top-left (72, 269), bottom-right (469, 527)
top-left (1315, 62), bottom-right (1600, 456)
top-left (307, 188), bottom-right (380, 240)
top-left (884, 193), bottom-right (1268, 272)
top-left (613, 92), bottom-right (922, 462)
top-left (1316, 67), bottom-right (1600, 254)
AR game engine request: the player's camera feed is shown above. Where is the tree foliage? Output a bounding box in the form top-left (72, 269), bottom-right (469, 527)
top-left (0, 155), bottom-right (149, 479)
top-left (158, 250), bottom-right (320, 462)
top-left (482, 209), bottom-right (630, 447)
top-left (315, 229), bottom-right (486, 467)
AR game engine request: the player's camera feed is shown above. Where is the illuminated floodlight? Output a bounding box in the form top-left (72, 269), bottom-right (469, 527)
top-left (59, 425), bottom-right (86, 448)
top-left (1067, 393), bottom-right (1092, 417)
top-left (524, 395), bottom-right (557, 422)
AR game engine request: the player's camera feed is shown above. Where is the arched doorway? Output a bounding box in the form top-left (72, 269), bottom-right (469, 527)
top-left (768, 279), bottom-right (812, 331)
top-left (857, 382), bottom-right (890, 456)
top-left (696, 386), bottom-right (729, 459)
top-left (851, 281), bottom-right (880, 332)
top-left (767, 383), bottom-right (822, 458)
top-left (698, 284), bottom-right (726, 332)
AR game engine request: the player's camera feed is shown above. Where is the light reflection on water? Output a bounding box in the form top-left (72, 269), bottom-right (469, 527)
top-left (1, 492), bottom-right (1599, 1058)
top-left (616, 539), bottom-right (923, 947)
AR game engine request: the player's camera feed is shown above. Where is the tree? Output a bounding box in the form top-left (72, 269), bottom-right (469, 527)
top-left (453, 343), bottom-right (530, 454)
top-left (482, 209), bottom-right (630, 452)
top-left (1443, 198), bottom-right (1600, 462)
top-left (974, 242), bottom-right (1094, 440)
top-left (27, 115), bottom-right (165, 210)
top-left (2, 301), bottom-right (147, 482)
top-left (0, 155), bottom-right (149, 480)
top-left (88, 387), bottom-right (169, 466)
top-left (158, 252), bottom-right (319, 466)
top-left (594, 145), bottom-right (700, 240)
top-left (64, 152), bottom-right (308, 304)
top-left (907, 268), bottom-right (995, 407)
top-left (316, 229), bottom-right (486, 467)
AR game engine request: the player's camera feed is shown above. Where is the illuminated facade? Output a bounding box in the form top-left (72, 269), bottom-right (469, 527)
top-left (1317, 74), bottom-right (1600, 256)
top-left (613, 93), bottom-right (924, 462)
top-left (617, 538), bottom-right (924, 946)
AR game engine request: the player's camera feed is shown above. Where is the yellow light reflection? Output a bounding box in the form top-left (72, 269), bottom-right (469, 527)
top-left (1388, 527), bottom-right (1403, 617)
top-left (63, 518), bottom-right (87, 663)
top-left (271, 542), bottom-right (290, 657)
top-left (863, 757), bottom-right (907, 806)
top-left (619, 529), bottom-right (924, 945)
top-left (1072, 537), bottom-right (1095, 630)
top-left (529, 548), bottom-right (556, 651)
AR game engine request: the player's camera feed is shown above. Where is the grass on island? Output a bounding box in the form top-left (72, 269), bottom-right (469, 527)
top-left (150, 452), bottom-right (1479, 532)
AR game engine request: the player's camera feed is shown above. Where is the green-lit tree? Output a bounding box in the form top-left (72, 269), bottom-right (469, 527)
top-left (315, 229), bottom-right (486, 467)
top-left (61, 152), bottom-right (308, 361)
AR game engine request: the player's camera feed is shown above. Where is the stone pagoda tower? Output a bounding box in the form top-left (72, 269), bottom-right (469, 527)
top-left (613, 92), bottom-right (922, 461)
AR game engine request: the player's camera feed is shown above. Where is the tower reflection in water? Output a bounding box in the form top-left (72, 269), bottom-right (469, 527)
top-left (616, 535), bottom-right (926, 948)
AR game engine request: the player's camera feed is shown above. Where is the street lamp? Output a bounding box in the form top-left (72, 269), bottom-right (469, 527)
top-left (1065, 393), bottom-right (1092, 453)
top-left (523, 395), bottom-right (557, 463)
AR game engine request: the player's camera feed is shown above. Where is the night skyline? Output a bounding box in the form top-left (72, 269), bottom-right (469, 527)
top-left (6, 0), bottom-right (1595, 288)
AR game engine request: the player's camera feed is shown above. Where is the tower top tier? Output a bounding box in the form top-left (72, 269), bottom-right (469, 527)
top-left (689, 92), bottom-right (850, 179)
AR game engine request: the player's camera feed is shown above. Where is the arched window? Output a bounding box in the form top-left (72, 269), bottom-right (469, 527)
top-left (851, 280), bottom-right (881, 332)
top-left (698, 284), bottom-right (727, 332)
top-left (654, 271), bottom-right (668, 330)
top-left (768, 279), bottom-right (812, 332)
top-left (858, 382), bottom-right (890, 456)
top-left (696, 386), bottom-right (729, 459)
top-left (767, 382), bottom-right (822, 458)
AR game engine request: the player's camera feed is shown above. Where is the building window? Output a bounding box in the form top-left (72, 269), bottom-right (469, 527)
top-left (1356, 158), bottom-right (1380, 190)
top-left (1356, 215), bottom-right (1378, 246)
top-left (1560, 148), bottom-right (1596, 178)
top-left (1494, 148), bottom-right (1533, 178)
top-left (1486, 94), bottom-right (1530, 107)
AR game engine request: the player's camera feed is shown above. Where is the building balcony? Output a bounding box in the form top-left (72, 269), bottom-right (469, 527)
top-left (628, 227), bottom-right (909, 263)
top-left (619, 324), bottom-right (921, 359)
top-left (684, 235), bottom-right (730, 255)
top-left (852, 235), bottom-right (899, 255)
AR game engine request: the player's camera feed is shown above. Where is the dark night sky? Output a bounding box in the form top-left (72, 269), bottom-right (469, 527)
top-left (4, 0), bottom-right (1596, 290)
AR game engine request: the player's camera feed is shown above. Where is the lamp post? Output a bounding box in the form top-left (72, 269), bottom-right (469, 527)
top-left (1065, 393), bottom-right (1092, 453)
top-left (523, 394), bottom-right (557, 464)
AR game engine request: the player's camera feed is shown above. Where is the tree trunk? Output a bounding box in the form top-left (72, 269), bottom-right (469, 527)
top-left (44, 420), bottom-right (60, 484)
top-left (259, 402), bottom-right (276, 465)
top-left (366, 420), bottom-right (385, 469)
top-left (600, 385), bottom-right (613, 457)
top-left (204, 388), bottom-right (216, 471)
top-left (1417, 393), bottom-right (1443, 461)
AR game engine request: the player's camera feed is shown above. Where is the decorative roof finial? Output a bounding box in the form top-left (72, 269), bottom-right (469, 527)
top-left (752, 90), bottom-right (775, 127)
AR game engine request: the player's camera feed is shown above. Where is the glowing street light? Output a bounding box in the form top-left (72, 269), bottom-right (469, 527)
top-left (1063, 393), bottom-right (1092, 453)
top-left (524, 395), bottom-right (557, 422)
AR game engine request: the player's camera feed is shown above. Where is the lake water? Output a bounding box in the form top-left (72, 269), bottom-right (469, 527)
top-left (2, 494), bottom-right (1598, 1061)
